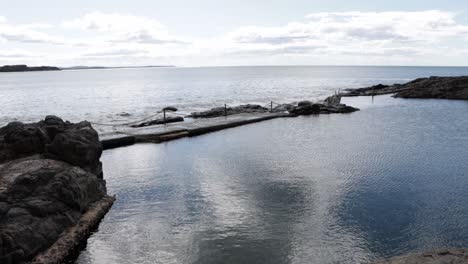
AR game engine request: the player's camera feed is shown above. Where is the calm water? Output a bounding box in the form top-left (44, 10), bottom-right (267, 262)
top-left (2, 66), bottom-right (468, 133)
top-left (75, 95), bottom-right (468, 264)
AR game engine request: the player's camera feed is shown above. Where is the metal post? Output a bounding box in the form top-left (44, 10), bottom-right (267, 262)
top-left (224, 104), bottom-right (227, 116)
top-left (163, 110), bottom-right (166, 123)
top-left (270, 101), bottom-right (273, 112)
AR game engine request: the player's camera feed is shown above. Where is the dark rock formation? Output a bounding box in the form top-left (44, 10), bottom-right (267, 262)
top-left (374, 248), bottom-right (468, 264)
top-left (130, 116), bottom-right (184, 128)
top-left (342, 83), bottom-right (407, 97)
top-left (289, 100), bottom-right (359, 116)
top-left (289, 101), bottom-right (321, 115)
top-left (0, 115), bottom-right (102, 176)
top-left (342, 76), bottom-right (468, 100)
top-left (394, 76), bottom-right (468, 100)
top-left (0, 116), bottom-right (110, 264)
top-left (189, 104), bottom-right (269, 118)
top-left (0, 65), bottom-right (60, 73)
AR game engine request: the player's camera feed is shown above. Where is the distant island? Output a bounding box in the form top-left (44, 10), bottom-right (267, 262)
top-left (61, 65), bottom-right (175, 70)
top-left (0, 64), bottom-right (174, 73)
top-left (0, 65), bottom-right (61, 72)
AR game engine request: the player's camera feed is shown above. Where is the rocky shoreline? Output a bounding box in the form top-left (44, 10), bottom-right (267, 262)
top-left (342, 76), bottom-right (468, 100)
top-left (0, 116), bottom-right (114, 263)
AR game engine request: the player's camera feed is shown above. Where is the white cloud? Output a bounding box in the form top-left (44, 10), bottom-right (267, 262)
top-left (1, 10), bottom-right (468, 66)
top-left (63, 12), bottom-right (188, 45)
top-left (221, 10), bottom-right (468, 59)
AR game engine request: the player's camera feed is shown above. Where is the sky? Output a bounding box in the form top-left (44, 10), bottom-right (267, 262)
top-left (2, 0), bottom-right (468, 66)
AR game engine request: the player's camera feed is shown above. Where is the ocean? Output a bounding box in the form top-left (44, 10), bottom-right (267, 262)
top-left (2, 66), bottom-right (468, 133)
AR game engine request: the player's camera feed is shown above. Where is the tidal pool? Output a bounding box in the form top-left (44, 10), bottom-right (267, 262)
top-left (76, 96), bottom-right (468, 264)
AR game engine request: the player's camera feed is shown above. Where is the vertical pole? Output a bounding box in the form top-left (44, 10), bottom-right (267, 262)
top-left (224, 104), bottom-right (227, 116)
top-left (270, 101), bottom-right (273, 112)
top-left (163, 110), bottom-right (166, 124)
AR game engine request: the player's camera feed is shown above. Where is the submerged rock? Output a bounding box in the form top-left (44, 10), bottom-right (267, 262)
top-left (189, 104), bottom-right (269, 118)
top-left (0, 116), bottom-right (111, 264)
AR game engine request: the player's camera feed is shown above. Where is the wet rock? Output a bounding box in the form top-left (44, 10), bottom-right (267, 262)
top-left (289, 103), bottom-right (321, 115)
top-left (130, 116), bottom-right (184, 128)
top-left (290, 101), bottom-right (359, 116)
top-left (297, 100), bottom-right (313, 107)
top-left (343, 76), bottom-right (468, 100)
top-left (162, 106), bottom-right (178, 112)
top-left (189, 104), bottom-right (269, 118)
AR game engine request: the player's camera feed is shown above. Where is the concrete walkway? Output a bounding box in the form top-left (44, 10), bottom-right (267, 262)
top-left (100, 112), bottom-right (290, 150)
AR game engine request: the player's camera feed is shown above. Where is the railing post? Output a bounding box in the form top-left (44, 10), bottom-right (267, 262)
top-left (270, 101), bottom-right (273, 112)
top-left (224, 104), bottom-right (227, 116)
top-left (163, 109), bottom-right (166, 123)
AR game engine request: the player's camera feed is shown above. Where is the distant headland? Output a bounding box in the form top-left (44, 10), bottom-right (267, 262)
top-left (61, 65), bottom-right (174, 70)
top-left (0, 64), bottom-right (174, 73)
top-left (0, 64), bottom-right (61, 72)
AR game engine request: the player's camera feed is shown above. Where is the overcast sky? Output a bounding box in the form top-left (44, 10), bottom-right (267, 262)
top-left (2, 0), bottom-right (468, 66)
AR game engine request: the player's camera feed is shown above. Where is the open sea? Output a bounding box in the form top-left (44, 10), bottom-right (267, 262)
top-left (1, 66), bottom-right (468, 263)
top-left (2, 66), bottom-right (468, 133)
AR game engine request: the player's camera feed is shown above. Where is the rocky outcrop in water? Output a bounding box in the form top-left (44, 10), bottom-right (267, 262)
top-left (374, 248), bottom-right (468, 264)
top-left (188, 104), bottom-right (269, 118)
top-left (0, 116), bottom-right (112, 264)
top-left (289, 99), bottom-right (359, 116)
top-left (343, 76), bottom-right (468, 100)
top-left (130, 116), bottom-right (184, 128)
top-left (0, 65), bottom-right (60, 72)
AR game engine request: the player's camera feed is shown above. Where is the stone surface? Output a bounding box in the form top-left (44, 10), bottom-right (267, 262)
top-left (374, 248), bottom-right (468, 264)
top-left (0, 116), bottom-right (109, 264)
top-left (0, 156), bottom-right (107, 263)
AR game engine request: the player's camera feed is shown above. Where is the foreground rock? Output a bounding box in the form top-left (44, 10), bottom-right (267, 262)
top-left (189, 104), bottom-right (269, 118)
top-left (374, 248), bottom-right (468, 264)
top-left (343, 76), bottom-right (468, 100)
top-left (0, 116), bottom-right (113, 264)
top-left (0, 65), bottom-right (60, 73)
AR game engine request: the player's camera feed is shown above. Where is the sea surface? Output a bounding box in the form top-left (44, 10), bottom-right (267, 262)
top-left (2, 66), bottom-right (468, 133)
top-left (74, 95), bottom-right (468, 263)
top-left (1, 66), bottom-right (468, 263)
